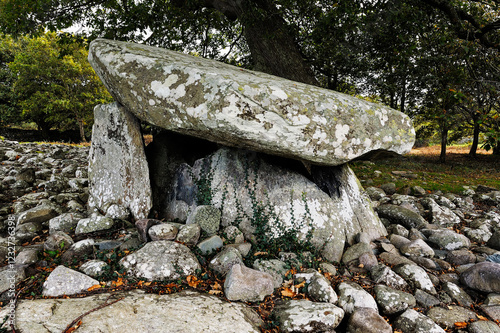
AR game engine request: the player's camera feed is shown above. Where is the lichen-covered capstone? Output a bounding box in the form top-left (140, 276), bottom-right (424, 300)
top-left (88, 102), bottom-right (152, 220)
top-left (89, 39), bottom-right (415, 166)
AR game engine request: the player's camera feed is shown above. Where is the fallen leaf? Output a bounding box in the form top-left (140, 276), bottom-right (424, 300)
top-left (476, 314), bottom-right (488, 321)
top-left (358, 263), bottom-right (364, 268)
top-left (281, 288), bottom-right (296, 298)
top-left (254, 252), bottom-right (268, 256)
top-left (87, 284), bottom-right (101, 292)
top-left (186, 275), bottom-right (200, 288)
top-left (209, 290), bottom-right (223, 295)
top-left (294, 281), bottom-right (306, 289)
top-left (212, 281), bottom-right (222, 290)
top-left (454, 322), bottom-right (468, 328)
top-left (112, 277), bottom-right (124, 287)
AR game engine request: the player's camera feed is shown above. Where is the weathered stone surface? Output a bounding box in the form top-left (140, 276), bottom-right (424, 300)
top-left (393, 264), bottom-right (437, 294)
top-left (75, 214), bottom-right (115, 235)
top-left (273, 299), bottom-right (344, 333)
top-left (209, 246), bottom-right (243, 276)
top-left (371, 264), bottom-right (409, 290)
top-left (252, 259), bottom-right (287, 289)
top-left (376, 204), bottom-right (428, 229)
top-left (393, 309), bottom-right (446, 333)
top-left (14, 290), bottom-right (262, 333)
top-left (337, 282), bottom-right (378, 314)
top-left (80, 260), bottom-right (108, 277)
top-left (460, 262), bottom-right (500, 293)
top-left (374, 284), bottom-right (416, 314)
top-left (426, 305), bottom-right (476, 328)
top-left (166, 148), bottom-right (386, 263)
top-left (88, 102), bottom-right (152, 221)
top-left (427, 228), bottom-right (471, 251)
top-left (148, 223), bottom-right (178, 241)
top-left (16, 203), bottom-right (58, 226)
top-left (307, 273), bottom-right (338, 303)
top-left (468, 321), bottom-right (500, 333)
top-left (120, 241), bottom-right (201, 281)
top-left (186, 205), bottom-right (221, 236)
top-left (42, 265), bottom-right (99, 297)
top-left (347, 307), bottom-right (392, 333)
top-left (224, 264), bottom-right (274, 302)
top-left (48, 212), bottom-right (84, 234)
top-left (89, 38), bottom-right (415, 166)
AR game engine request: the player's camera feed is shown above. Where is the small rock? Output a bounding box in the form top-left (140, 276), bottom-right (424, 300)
top-left (120, 241), bottom-right (201, 281)
top-left (197, 235), bottom-right (223, 255)
top-left (371, 264), bottom-right (409, 290)
top-left (273, 299), bottom-right (344, 333)
top-left (252, 259), bottom-right (287, 289)
top-left (176, 224), bottom-right (201, 246)
top-left (393, 309), bottom-right (445, 333)
top-left (209, 247), bottom-right (243, 276)
top-left (426, 305), bottom-right (476, 328)
top-left (337, 282), bottom-right (378, 314)
top-left (307, 273), bottom-right (337, 303)
top-left (75, 214), bottom-right (115, 235)
top-left (400, 239), bottom-right (435, 258)
top-left (224, 264), bottom-right (274, 302)
top-left (374, 284), bottom-right (416, 314)
top-left (468, 321), bottom-right (500, 333)
top-left (148, 223), bottom-right (178, 241)
top-left (446, 249), bottom-right (476, 265)
top-left (43, 231), bottom-right (74, 252)
top-left (442, 282), bottom-right (473, 307)
top-left (393, 264), bottom-right (436, 294)
top-left (80, 260), bottom-right (108, 277)
top-left (42, 265), bottom-right (99, 297)
top-left (186, 205), bottom-right (221, 236)
top-left (347, 307), bottom-right (392, 333)
top-left (135, 218), bottom-right (160, 242)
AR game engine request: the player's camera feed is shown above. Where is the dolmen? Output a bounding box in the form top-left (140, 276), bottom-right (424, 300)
top-left (87, 38), bottom-right (415, 262)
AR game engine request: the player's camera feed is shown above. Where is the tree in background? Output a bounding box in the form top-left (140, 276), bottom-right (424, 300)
top-left (7, 32), bottom-right (112, 140)
top-left (0, 33), bottom-right (22, 126)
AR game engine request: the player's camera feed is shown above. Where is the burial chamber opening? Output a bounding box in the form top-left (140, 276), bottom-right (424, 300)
top-left (143, 128), bottom-right (345, 220)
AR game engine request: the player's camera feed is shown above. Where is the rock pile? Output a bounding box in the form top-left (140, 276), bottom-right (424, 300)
top-left (0, 139), bottom-right (499, 332)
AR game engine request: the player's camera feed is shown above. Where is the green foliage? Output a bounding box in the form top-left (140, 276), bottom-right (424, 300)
top-left (193, 159), bottom-right (216, 206)
top-left (6, 32), bottom-right (112, 139)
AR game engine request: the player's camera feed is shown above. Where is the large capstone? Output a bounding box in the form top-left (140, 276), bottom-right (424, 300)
top-left (89, 39), bottom-right (415, 166)
top-left (88, 102), bottom-right (152, 220)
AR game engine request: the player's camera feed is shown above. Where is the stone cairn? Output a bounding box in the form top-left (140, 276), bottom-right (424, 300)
top-left (0, 39), bottom-right (499, 332)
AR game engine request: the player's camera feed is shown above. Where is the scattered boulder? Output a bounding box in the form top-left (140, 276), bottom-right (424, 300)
top-left (273, 299), bottom-right (344, 333)
top-left (42, 265), bottom-right (99, 297)
top-left (120, 241), bottom-right (201, 281)
top-left (460, 262), bottom-right (500, 293)
top-left (224, 264), bottom-right (274, 302)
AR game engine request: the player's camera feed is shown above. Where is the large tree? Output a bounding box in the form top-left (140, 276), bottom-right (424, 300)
top-left (7, 32), bottom-right (112, 139)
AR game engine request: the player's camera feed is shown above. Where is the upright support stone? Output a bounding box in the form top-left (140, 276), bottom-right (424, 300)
top-left (88, 102), bottom-right (152, 220)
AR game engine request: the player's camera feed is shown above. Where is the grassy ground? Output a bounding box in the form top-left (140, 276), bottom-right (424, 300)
top-left (350, 145), bottom-right (500, 194)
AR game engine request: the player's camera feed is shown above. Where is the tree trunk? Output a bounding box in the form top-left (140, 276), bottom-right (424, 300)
top-left (439, 122), bottom-right (448, 163)
top-left (469, 117), bottom-right (480, 157)
top-left (493, 140), bottom-right (500, 155)
top-left (38, 121), bottom-right (51, 140)
top-left (78, 120), bottom-right (87, 142)
top-left (204, 0), bottom-right (317, 85)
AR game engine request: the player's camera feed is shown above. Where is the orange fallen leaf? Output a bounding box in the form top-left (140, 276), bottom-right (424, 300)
top-left (212, 281), bottom-right (222, 290)
top-left (281, 288), bottom-right (296, 298)
top-left (186, 275), bottom-right (200, 288)
top-left (254, 252), bottom-right (268, 256)
top-left (87, 284), bottom-right (101, 292)
top-left (454, 322), bottom-right (468, 328)
top-left (112, 277), bottom-right (124, 287)
top-left (476, 315), bottom-right (488, 321)
top-left (209, 290), bottom-right (223, 295)
top-left (294, 281), bottom-right (306, 289)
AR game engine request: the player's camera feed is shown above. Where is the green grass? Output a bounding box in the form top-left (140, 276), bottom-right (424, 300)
top-left (350, 147), bottom-right (500, 194)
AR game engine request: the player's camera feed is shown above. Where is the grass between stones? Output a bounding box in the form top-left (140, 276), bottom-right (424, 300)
top-left (350, 145), bottom-right (500, 194)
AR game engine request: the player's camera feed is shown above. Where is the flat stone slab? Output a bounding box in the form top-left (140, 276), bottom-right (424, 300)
top-left (13, 290), bottom-right (262, 333)
top-left (89, 39), bottom-right (415, 166)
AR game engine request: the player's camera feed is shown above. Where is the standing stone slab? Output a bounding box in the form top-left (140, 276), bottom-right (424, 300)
top-left (166, 148), bottom-right (386, 262)
top-left (88, 102), bottom-right (152, 221)
top-left (89, 38), bottom-right (415, 166)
